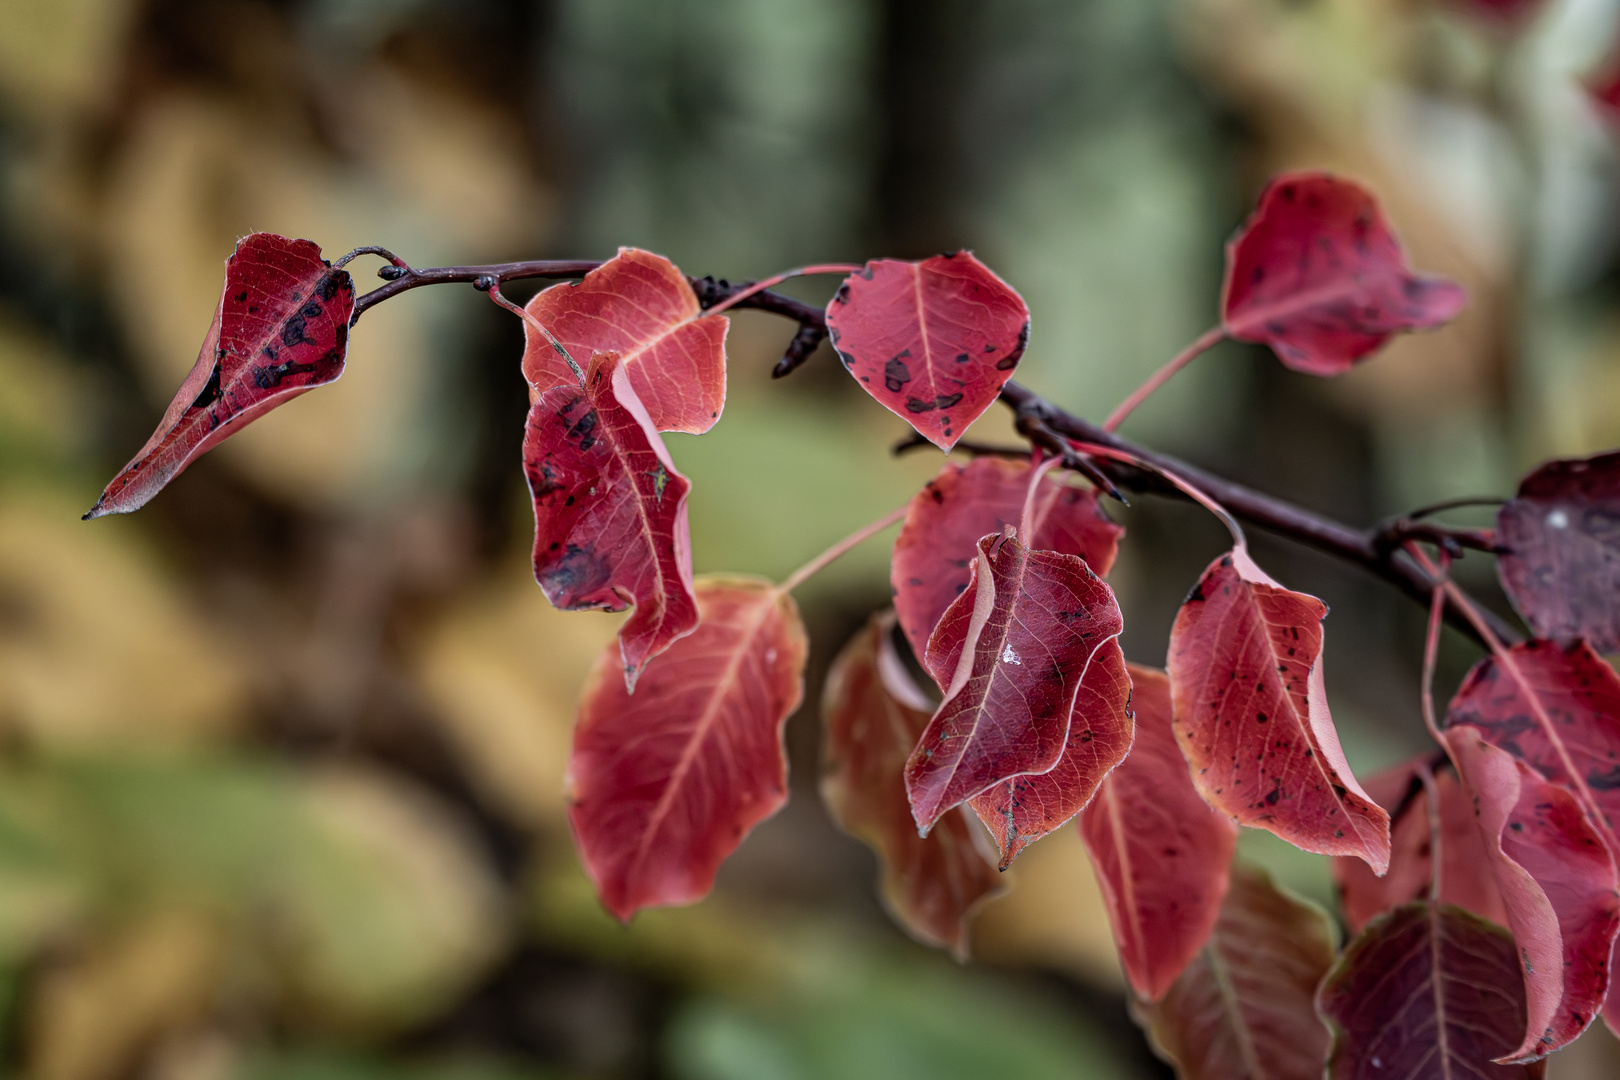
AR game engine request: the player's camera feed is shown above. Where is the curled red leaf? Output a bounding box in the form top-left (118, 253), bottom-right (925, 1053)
top-left (524, 350), bottom-right (699, 688)
top-left (1319, 902), bottom-right (1544, 1080)
top-left (821, 611), bottom-right (1004, 957)
top-left (1167, 547), bottom-right (1391, 871)
top-left (567, 576), bottom-right (807, 922)
top-left (1222, 172), bottom-right (1466, 377)
top-left (1079, 664), bottom-right (1238, 1001)
top-left (891, 456), bottom-right (1123, 668)
top-left (826, 253), bottom-right (1029, 451)
top-left (523, 247), bottom-right (728, 434)
top-left (1496, 450), bottom-right (1620, 654)
top-left (86, 233), bottom-right (354, 518)
top-left (905, 529), bottom-right (1128, 832)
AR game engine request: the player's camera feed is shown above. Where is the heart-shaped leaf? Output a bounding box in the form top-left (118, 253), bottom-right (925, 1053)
top-left (1078, 664), bottom-right (1239, 1001)
top-left (524, 350), bottom-right (699, 688)
top-left (1222, 172), bottom-right (1466, 377)
top-left (826, 253), bottom-right (1029, 451)
top-left (1135, 863), bottom-right (1335, 1080)
top-left (567, 576), bottom-right (807, 922)
top-left (1319, 902), bottom-right (1543, 1080)
top-left (523, 247), bottom-right (729, 434)
top-left (821, 610), bottom-right (1004, 957)
top-left (1168, 547), bottom-right (1391, 870)
top-left (1496, 451), bottom-right (1620, 654)
top-left (86, 233), bottom-right (354, 518)
top-left (905, 528), bottom-right (1128, 832)
top-left (1443, 726), bottom-right (1618, 1061)
top-left (891, 456), bottom-right (1123, 668)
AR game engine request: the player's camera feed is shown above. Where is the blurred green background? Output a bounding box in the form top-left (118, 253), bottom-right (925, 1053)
top-left (3, 0), bottom-right (1620, 1077)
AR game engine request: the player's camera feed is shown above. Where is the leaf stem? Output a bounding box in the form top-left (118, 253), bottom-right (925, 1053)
top-left (1018, 454), bottom-right (1062, 542)
top-left (1417, 759), bottom-right (1444, 904)
top-left (778, 503), bottom-right (908, 595)
top-left (1069, 439), bottom-right (1246, 550)
top-left (481, 278), bottom-right (584, 384)
top-left (701, 264), bottom-right (865, 319)
top-left (1101, 325), bottom-right (1226, 432)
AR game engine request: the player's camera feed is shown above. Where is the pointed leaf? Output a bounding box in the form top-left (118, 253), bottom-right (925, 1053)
top-left (968, 637), bottom-right (1133, 867)
top-left (826, 253), bottom-right (1029, 451)
top-left (905, 529), bottom-right (1128, 831)
top-left (524, 351), bottom-right (699, 688)
top-left (891, 457), bottom-right (1123, 668)
top-left (1078, 664), bottom-right (1239, 1001)
top-left (86, 233), bottom-right (354, 518)
top-left (567, 576), bottom-right (807, 922)
top-left (523, 248), bottom-right (729, 434)
top-left (1496, 450), bottom-right (1620, 654)
top-left (1135, 863), bottom-right (1335, 1080)
top-left (1443, 726), bottom-right (1618, 1061)
top-left (1319, 902), bottom-right (1545, 1080)
top-left (1222, 172), bottom-right (1466, 376)
top-left (1333, 760), bottom-right (1508, 934)
top-left (1168, 547), bottom-right (1392, 870)
top-left (821, 611), bottom-right (1004, 957)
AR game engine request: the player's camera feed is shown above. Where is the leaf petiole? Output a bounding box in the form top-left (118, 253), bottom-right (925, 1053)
top-left (1070, 440), bottom-right (1247, 550)
top-left (701, 263), bottom-right (865, 319)
top-left (1102, 325), bottom-right (1225, 433)
top-left (777, 503), bottom-right (908, 595)
top-left (481, 278), bottom-right (585, 383)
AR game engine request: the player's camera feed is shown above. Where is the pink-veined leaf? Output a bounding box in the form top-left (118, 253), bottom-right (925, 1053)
top-left (524, 350), bottom-right (699, 689)
top-left (821, 610), bottom-right (1004, 957)
top-left (905, 528), bottom-right (1128, 832)
top-left (1318, 902), bottom-right (1545, 1080)
top-left (522, 247), bottom-right (728, 434)
top-left (1079, 663), bottom-right (1238, 1001)
top-left (891, 456), bottom-right (1123, 668)
top-left (567, 576), bottom-right (807, 922)
top-left (1443, 726), bottom-right (1618, 1061)
top-left (1221, 172), bottom-right (1467, 377)
top-left (826, 253), bottom-right (1029, 451)
top-left (967, 637), bottom-right (1133, 867)
top-left (1333, 759), bottom-right (1507, 934)
top-left (1496, 451), bottom-right (1620, 654)
top-left (85, 233), bottom-right (354, 518)
top-left (1167, 547), bottom-right (1391, 871)
top-left (1135, 863), bottom-right (1335, 1080)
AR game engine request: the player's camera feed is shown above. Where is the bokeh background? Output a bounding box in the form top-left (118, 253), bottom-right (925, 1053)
top-left (3, 0), bottom-right (1620, 1077)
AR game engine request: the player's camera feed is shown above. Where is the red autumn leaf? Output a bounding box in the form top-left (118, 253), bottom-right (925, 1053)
top-left (891, 456), bottom-right (1123, 668)
top-left (523, 247), bottom-right (728, 434)
top-left (905, 528), bottom-right (1128, 832)
top-left (1318, 902), bottom-right (1544, 1080)
top-left (1167, 547), bottom-right (1392, 871)
top-left (821, 610), bottom-right (1004, 957)
top-left (567, 576), bottom-right (807, 922)
top-left (1135, 863), bottom-right (1335, 1080)
top-left (1496, 450), bottom-right (1620, 654)
top-left (1333, 760), bottom-right (1507, 934)
top-left (525, 350), bottom-right (699, 688)
top-left (1443, 726), bottom-right (1619, 1061)
top-left (1078, 663), bottom-right (1239, 1001)
top-left (967, 637), bottom-right (1133, 867)
top-left (1221, 172), bottom-right (1466, 377)
top-left (825, 252), bottom-right (1029, 451)
top-left (85, 233), bottom-right (354, 518)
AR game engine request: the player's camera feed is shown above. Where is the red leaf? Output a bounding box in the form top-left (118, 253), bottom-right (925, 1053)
top-left (1333, 760), bottom-right (1507, 934)
top-left (891, 456), bottom-right (1123, 669)
top-left (1496, 451), bottom-right (1620, 654)
top-left (1319, 902), bottom-right (1544, 1080)
top-left (905, 528), bottom-right (1128, 831)
top-left (1221, 172), bottom-right (1466, 376)
top-left (1135, 863), bottom-right (1335, 1080)
top-left (1443, 727), bottom-right (1619, 1061)
top-left (1078, 663), bottom-right (1238, 1001)
top-left (967, 637), bottom-right (1133, 867)
top-left (86, 233), bottom-right (354, 518)
top-left (1167, 547), bottom-right (1391, 871)
top-left (821, 610), bottom-right (1004, 957)
top-left (523, 248), bottom-right (728, 434)
top-left (825, 253), bottom-right (1029, 451)
top-left (524, 350), bottom-right (699, 688)
top-left (567, 576), bottom-right (807, 922)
